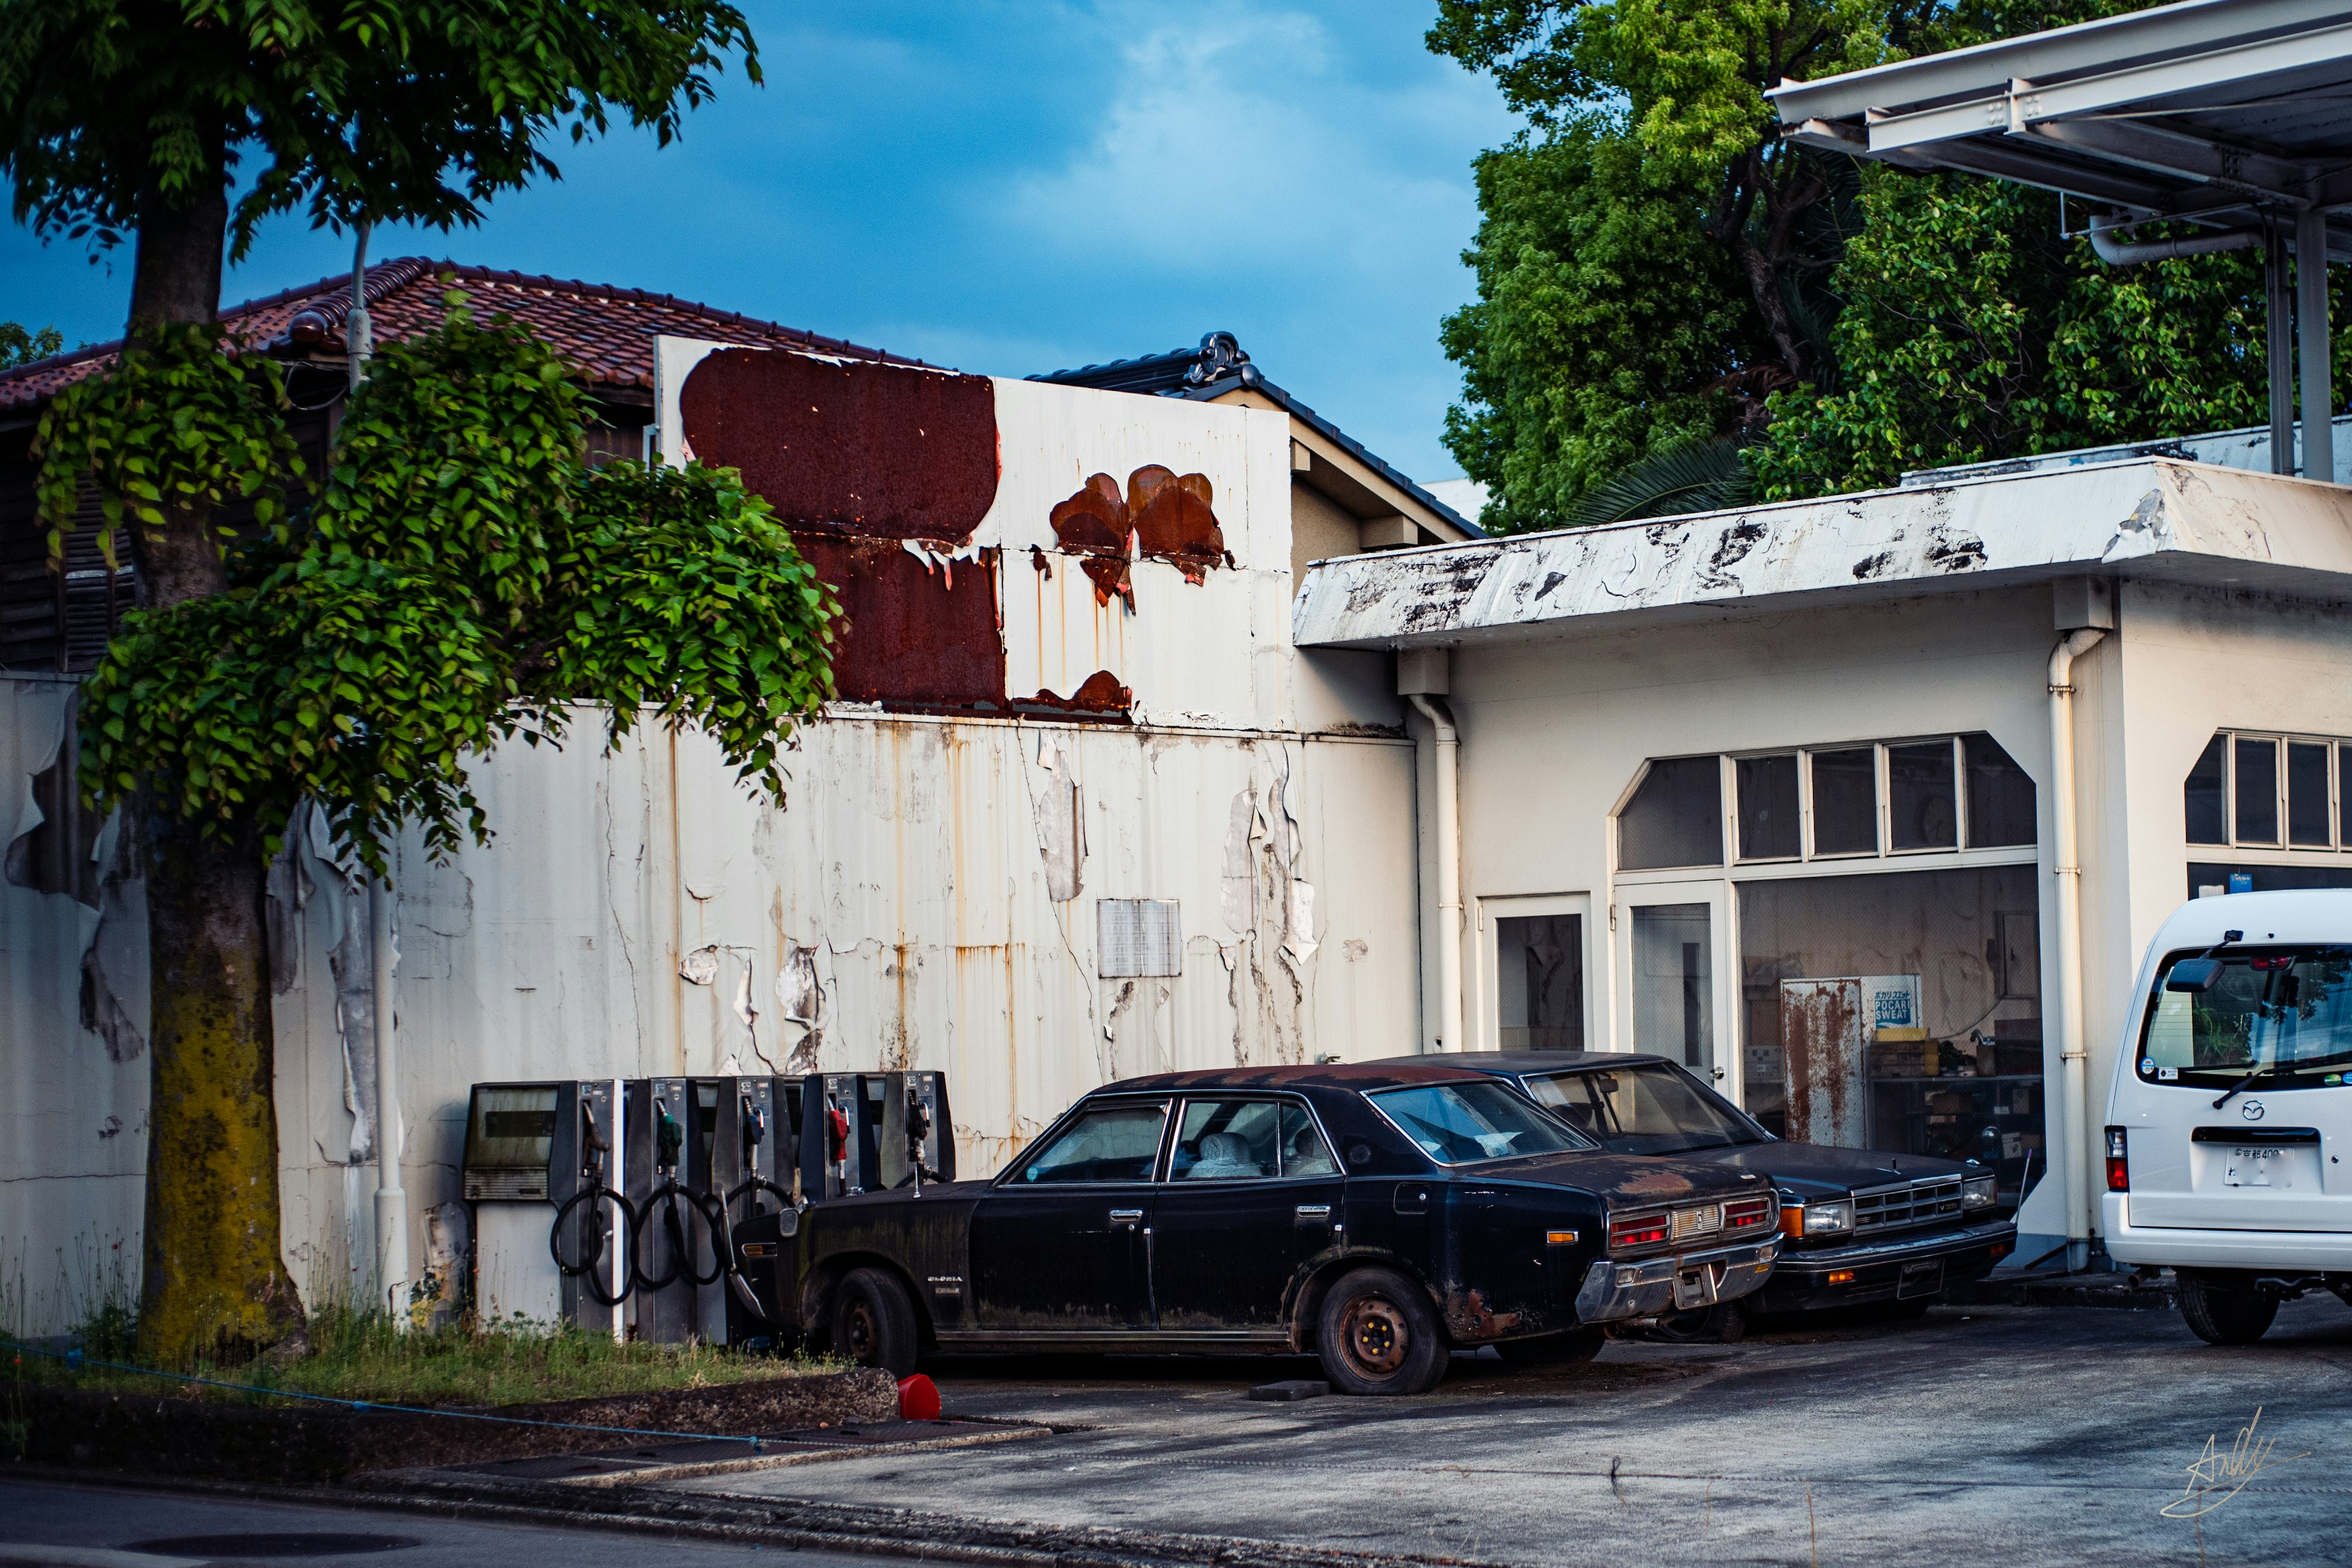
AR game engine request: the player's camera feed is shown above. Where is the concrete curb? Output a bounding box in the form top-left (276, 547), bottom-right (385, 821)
top-left (4, 1462), bottom-right (1517, 1568)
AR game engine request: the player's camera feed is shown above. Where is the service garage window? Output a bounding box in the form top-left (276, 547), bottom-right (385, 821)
top-left (2184, 730), bottom-right (2352, 853)
top-left (1621, 733), bottom-right (2035, 870)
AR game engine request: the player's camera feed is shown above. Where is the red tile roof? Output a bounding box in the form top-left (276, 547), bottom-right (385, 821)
top-left (0, 258), bottom-right (931, 410)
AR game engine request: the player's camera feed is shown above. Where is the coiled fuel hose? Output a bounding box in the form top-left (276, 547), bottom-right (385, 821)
top-left (551, 1102), bottom-right (632, 1307)
top-left (632, 1099), bottom-right (726, 1292)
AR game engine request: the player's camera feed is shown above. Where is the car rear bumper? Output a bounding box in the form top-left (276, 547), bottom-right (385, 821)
top-left (2104, 1193), bottom-right (2352, 1270)
top-left (1750, 1218), bottom-right (2015, 1313)
top-left (1575, 1237), bottom-right (1780, 1324)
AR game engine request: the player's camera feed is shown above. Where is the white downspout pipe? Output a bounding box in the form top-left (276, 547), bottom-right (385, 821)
top-left (2087, 211), bottom-right (2260, 267)
top-left (1406, 692), bottom-right (1463, 1052)
top-left (2048, 627), bottom-right (2107, 1274)
top-left (348, 222), bottom-right (408, 1324)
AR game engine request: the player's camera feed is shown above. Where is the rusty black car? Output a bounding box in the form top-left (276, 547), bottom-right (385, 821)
top-left (780, 1063), bottom-right (1781, 1395)
top-left (1385, 1052), bottom-right (2018, 1336)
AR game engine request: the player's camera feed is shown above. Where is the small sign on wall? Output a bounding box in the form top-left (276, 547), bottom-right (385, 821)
top-left (1099, 899), bottom-right (1183, 978)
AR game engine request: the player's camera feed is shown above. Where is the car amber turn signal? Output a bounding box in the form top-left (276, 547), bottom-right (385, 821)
top-left (1827, 1270), bottom-right (1856, 1284)
top-left (1609, 1213), bottom-right (1670, 1249)
top-left (2105, 1126), bottom-right (2129, 1191)
top-left (1546, 1230), bottom-right (1578, 1246)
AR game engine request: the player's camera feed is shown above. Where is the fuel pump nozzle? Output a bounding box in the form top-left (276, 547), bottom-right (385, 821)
top-left (906, 1085), bottom-right (932, 1195)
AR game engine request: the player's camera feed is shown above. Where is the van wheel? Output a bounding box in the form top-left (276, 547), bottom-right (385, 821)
top-left (2178, 1275), bottom-right (2278, 1345)
top-left (1317, 1266), bottom-right (1449, 1395)
top-left (831, 1267), bottom-right (919, 1376)
top-left (1496, 1329), bottom-right (1606, 1365)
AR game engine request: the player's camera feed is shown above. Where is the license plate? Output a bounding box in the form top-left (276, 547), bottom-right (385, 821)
top-left (1897, 1261), bottom-right (1943, 1300)
top-left (2225, 1147), bottom-right (2288, 1187)
top-left (1673, 1264), bottom-right (1719, 1310)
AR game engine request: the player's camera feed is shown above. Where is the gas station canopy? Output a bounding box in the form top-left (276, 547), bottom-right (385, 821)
top-left (1770, 0), bottom-right (2352, 238)
top-left (1769, 0), bottom-right (2352, 478)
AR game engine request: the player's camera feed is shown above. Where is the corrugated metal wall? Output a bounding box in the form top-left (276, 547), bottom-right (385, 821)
top-left (1, 365), bottom-right (1423, 1330)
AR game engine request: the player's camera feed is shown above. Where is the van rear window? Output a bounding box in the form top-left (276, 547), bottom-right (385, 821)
top-left (2139, 946), bottom-right (2352, 1089)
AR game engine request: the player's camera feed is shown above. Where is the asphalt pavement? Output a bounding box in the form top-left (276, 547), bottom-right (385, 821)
top-left (652, 1295), bottom-right (2352, 1568)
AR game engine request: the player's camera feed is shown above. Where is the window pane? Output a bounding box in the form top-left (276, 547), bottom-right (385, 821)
top-left (2235, 737), bottom-right (2280, 844)
top-left (1170, 1098), bottom-right (1278, 1180)
top-left (2342, 745), bottom-right (2352, 848)
top-left (1888, 741), bottom-right (1959, 851)
top-left (1522, 1064), bottom-right (1763, 1156)
top-left (1618, 756), bottom-right (1723, 870)
top-left (1810, 748), bottom-right (1877, 856)
top-left (2289, 742), bottom-right (2332, 847)
top-left (1496, 913), bottom-right (1583, 1050)
top-left (1365, 1080), bottom-right (1589, 1164)
top-left (1019, 1102), bottom-right (1166, 1183)
top-left (2185, 734), bottom-right (2228, 845)
top-left (1736, 754), bottom-right (1801, 859)
top-left (1278, 1102), bottom-right (1338, 1177)
top-left (1963, 732), bottom-right (2037, 848)
top-left (1632, 903), bottom-right (1713, 1075)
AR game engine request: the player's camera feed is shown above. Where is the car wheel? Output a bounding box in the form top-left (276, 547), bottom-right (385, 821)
top-left (2178, 1275), bottom-right (2278, 1346)
top-left (1653, 1302), bottom-right (1744, 1342)
top-left (1316, 1266), bottom-right (1449, 1396)
top-left (830, 1267), bottom-right (919, 1376)
top-left (1495, 1329), bottom-right (1606, 1365)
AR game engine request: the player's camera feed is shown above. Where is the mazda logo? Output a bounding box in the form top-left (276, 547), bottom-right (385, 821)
top-left (2242, 1099), bottom-right (2266, 1121)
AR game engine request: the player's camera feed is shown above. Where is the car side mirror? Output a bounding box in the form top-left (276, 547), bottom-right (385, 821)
top-left (2166, 957), bottom-right (2222, 993)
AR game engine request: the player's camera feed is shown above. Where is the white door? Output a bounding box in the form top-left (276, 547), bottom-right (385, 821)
top-left (1475, 893), bottom-right (1594, 1053)
top-left (1617, 883), bottom-right (1738, 1099)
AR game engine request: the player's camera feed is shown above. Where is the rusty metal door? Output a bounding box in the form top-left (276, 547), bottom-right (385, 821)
top-left (1782, 979), bottom-right (1867, 1147)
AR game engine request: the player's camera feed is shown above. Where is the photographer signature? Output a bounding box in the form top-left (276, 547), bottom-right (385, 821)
top-left (2162, 1406), bottom-right (2309, 1519)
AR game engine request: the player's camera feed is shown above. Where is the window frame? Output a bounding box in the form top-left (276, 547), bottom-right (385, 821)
top-left (992, 1094), bottom-right (1175, 1188)
top-left (2187, 729), bottom-right (2351, 857)
top-left (1160, 1093), bottom-right (1343, 1185)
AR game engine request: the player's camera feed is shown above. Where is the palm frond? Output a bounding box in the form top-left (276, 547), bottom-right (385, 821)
top-left (1564, 438), bottom-right (1754, 529)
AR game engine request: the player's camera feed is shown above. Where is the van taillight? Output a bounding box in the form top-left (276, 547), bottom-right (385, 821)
top-left (1724, 1196), bottom-right (1771, 1232)
top-left (2105, 1126), bottom-right (2128, 1192)
top-left (1609, 1213), bottom-right (1670, 1249)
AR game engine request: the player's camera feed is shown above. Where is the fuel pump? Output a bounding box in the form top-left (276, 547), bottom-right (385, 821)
top-left (547, 1082), bottom-right (630, 1331)
top-left (720, 1079), bottom-right (798, 1343)
top-left (800, 1076), bottom-right (855, 1199)
top-left (625, 1077), bottom-right (722, 1343)
top-left (828, 1072), bottom-right (892, 1193)
top-left (878, 1070), bottom-right (957, 1188)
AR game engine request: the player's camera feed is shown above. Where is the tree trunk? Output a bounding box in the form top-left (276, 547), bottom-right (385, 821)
top-left (124, 165), bottom-right (305, 1365)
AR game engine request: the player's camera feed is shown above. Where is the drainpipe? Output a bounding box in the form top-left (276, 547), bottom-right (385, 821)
top-left (2048, 621), bottom-right (2108, 1275)
top-left (1398, 649), bottom-right (1461, 1052)
top-left (2086, 211), bottom-right (2260, 266)
top-left (348, 222), bottom-right (407, 1322)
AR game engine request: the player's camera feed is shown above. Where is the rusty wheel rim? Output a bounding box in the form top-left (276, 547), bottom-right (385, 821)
top-left (1339, 1292), bottom-right (1411, 1378)
top-left (842, 1297), bottom-right (880, 1363)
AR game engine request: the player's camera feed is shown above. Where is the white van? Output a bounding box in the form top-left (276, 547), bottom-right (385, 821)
top-left (2103, 889), bottom-right (2352, 1343)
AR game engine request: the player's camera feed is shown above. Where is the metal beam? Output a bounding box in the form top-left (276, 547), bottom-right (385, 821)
top-left (2021, 117), bottom-right (2313, 204)
top-left (1882, 136), bottom-right (2180, 208)
top-left (2268, 217), bottom-right (2296, 474)
top-left (2015, 22), bottom-right (2352, 127)
top-left (1769, 0), bottom-right (2352, 126)
top-left (2301, 203), bottom-right (2335, 480)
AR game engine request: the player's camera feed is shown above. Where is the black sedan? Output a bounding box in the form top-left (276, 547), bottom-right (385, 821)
top-left (778, 1063), bottom-right (1781, 1395)
top-left (1378, 1052), bottom-right (2017, 1335)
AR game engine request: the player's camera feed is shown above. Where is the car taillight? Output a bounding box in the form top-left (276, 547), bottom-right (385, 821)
top-left (1609, 1212), bottom-right (1670, 1250)
top-left (1724, 1196), bottom-right (1772, 1232)
top-left (2105, 1126), bottom-right (2128, 1191)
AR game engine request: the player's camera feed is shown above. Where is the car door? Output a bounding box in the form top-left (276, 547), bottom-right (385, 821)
top-left (970, 1096), bottom-right (1167, 1333)
top-left (1152, 1096), bottom-right (1346, 1334)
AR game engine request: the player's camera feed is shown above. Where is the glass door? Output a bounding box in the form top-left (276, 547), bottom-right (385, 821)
top-left (1617, 884), bottom-right (1735, 1096)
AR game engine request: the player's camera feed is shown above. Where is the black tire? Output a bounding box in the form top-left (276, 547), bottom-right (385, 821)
top-left (831, 1267), bottom-right (920, 1376)
top-left (1496, 1329), bottom-right (1606, 1365)
top-left (1653, 1301), bottom-right (1746, 1342)
top-left (2179, 1275), bottom-right (2278, 1346)
top-left (1316, 1266), bottom-right (1449, 1396)
top-left (1885, 1297), bottom-right (1933, 1320)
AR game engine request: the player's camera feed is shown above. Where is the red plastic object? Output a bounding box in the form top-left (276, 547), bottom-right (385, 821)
top-left (896, 1373), bottom-right (941, 1422)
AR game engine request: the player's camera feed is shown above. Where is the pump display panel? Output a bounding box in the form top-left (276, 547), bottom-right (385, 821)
top-left (462, 1085), bottom-right (560, 1199)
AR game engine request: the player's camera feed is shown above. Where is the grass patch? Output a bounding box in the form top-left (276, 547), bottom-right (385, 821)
top-left (8, 1302), bottom-right (837, 1410)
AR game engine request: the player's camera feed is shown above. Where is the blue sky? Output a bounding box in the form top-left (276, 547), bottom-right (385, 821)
top-left (0, 1), bottom-right (1516, 481)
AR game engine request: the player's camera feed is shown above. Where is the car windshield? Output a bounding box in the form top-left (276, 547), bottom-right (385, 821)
top-left (2140, 945), bottom-right (2352, 1090)
top-left (1365, 1080), bottom-right (1594, 1165)
top-left (1521, 1063), bottom-right (1767, 1155)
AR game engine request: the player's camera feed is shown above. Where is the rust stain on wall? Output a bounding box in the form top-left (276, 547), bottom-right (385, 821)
top-left (1016, 670), bottom-right (1132, 723)
top-left (1049, 474), bottom-right (1130, 556)
top-left (794, 535), bottom-right (1007, 710)
top-left (1783, 978), bottom-right (1864, 1147)
top-left (679, 349), bottom-right (999, 543)
top-left (1049, 464), bottom-right (1227, 586)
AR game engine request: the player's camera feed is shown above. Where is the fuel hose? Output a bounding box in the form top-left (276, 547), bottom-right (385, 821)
top-left (631, 1178), bottom-right (727, 1292)
top-left (549, 1184), bottom-right (633, 1307)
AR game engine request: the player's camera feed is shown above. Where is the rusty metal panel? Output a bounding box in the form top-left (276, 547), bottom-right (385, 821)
top-left (1782, 978), bottom-right (1868, 1147)
top-left (678, 348), bottom-right (998, 543)
top-left (795, 535), bottom-right (1008, 710)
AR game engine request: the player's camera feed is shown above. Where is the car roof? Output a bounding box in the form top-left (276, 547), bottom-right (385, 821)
top-left (1357, 1050), bottom-right (1678, 1074)
top-left (1098, 1062), bottom-right (1490, 1095)
top-left (2149, 888), bottom-right (2352, 952)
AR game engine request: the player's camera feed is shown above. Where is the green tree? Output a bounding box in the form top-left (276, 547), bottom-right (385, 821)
top-left (1, 319), bottom-right (62, 366)
top-left (0, 0), bottom-right (774, 1365)
top-left (1429, 0), bottom-right (2291, 526)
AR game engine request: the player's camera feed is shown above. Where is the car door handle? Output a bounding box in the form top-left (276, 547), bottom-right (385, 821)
top-left (1110, 1208), bottom-right (1144, 1227)
top-left (1295, 1205), bottom-right (1332, 1219)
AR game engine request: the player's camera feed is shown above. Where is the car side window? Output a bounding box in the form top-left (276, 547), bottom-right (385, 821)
top-left (1017, 1102), bottom-right (1167, 1183)
top-left (1279, 1101), bottom-right (1338, 1177)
